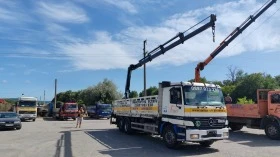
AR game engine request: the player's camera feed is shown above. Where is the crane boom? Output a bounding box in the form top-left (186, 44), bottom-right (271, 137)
top-left (125, 14), bottom-right (217, 98)
top-left (194, 0), bottom-right (277, 82)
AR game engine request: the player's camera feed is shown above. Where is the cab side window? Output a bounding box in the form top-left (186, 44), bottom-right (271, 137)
top-left (271, 94), bottom-right (280, 104)
top-left (170, 87), bottom-right (182, 104)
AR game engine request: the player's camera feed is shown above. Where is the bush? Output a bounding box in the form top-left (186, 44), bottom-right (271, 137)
top-left (237, 96), bottom-right (254, 104)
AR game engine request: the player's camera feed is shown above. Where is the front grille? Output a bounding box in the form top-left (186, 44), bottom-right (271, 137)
top-left (19, 111), bottom-right (36, 114)
top-left (193, 117), bottom-right (226, 129)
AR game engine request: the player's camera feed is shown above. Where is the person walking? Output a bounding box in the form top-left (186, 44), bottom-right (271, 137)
top-left (225, 94), bottom-right (232, 104)
top-left (76, 107), bottom-right (84, 128)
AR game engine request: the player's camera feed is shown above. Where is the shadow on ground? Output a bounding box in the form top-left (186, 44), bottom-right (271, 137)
top-left (84, 128), bottom-right (219, 157)
top-left (226, 129), bottom-right (280, 147)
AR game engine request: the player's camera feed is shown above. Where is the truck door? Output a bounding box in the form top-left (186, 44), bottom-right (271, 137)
top-left (268, 91), bottom-right (280, 117)
top-left (166, 86), bottom-right (184, 125)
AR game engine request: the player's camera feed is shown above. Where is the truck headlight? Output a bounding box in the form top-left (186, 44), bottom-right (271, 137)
top-left (223, 132), bottom-right (229, 137)
top-left (0, 122), bottom-right (5, 124)
top-left (190, 134), bottom-right (199, 139)
top-left (14, 121), bottom-right (21, 124)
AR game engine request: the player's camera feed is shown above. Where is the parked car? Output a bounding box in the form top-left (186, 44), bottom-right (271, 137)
top-left (0, 112), bottom-right (22, 130)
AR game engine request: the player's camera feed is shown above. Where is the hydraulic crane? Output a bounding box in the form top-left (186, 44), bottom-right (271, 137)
top-left (194, 0), bottom-right (277, 82)
top-left (125, 14), bottom-right (217, 98)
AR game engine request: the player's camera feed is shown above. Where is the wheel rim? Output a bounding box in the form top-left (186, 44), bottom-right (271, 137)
top-left (165, 131), bottom-right (175, 144)
top-left (268, 125), bottom-right (278, 136)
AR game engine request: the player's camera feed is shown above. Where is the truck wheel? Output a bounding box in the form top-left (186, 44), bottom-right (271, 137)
top-left (265, 122), bottom-right (280, 140)
top-left (163, 125), bottom-right (178, 149)
top-left (118, 118), bottom-right (125, 132)
top-left (124, 118), bottom-right (132, 134)
top-left (33, 119), bottom-right (36, 122)
top-left (229, 123), bottom-right (243, 131)
top-left (199, 140), bottom-right (214, 147)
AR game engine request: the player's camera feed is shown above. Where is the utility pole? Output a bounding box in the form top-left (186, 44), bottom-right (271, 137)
top-left (44, 90), bottom-right (45, 105)
top-left (54, 79), bottom-right (57, 109)
top-left (143, 40), bottom-right (147, 96)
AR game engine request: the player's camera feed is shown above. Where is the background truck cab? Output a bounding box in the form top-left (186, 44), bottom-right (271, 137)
top-left (88, 104), bottom-right (112, 119)
top-left (58, 102), bottom-right (78, 120)
top-left (227, 89), bottom-right (280, 140)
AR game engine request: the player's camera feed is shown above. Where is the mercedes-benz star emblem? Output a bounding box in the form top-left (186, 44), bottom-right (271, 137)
top-left (208, 118), bottom-right (214, 126)
top-left (195, 121), bottom-right (201, 127)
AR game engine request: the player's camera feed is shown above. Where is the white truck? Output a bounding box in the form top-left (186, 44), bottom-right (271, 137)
top-left (111, 14), bottom-right (228, 148)
top-left (15, 96), bottom-right (38, 121)
top-left (112, 81), bottom-right (228, 148)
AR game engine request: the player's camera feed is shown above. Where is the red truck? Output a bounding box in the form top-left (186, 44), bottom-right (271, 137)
top-left (227, 89), bottom-right (280, 140)
top-left (58, 102), bottom-right (78, 120)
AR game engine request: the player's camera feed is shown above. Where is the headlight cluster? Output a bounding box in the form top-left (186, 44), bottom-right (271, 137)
top-left (14, 121), bottom-right (21, 124)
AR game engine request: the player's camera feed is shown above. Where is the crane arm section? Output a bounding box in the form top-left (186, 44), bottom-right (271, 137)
top-left (194, 0), bottom-right (277, 82)
top-left (125, 14), bottom-right (217, 98)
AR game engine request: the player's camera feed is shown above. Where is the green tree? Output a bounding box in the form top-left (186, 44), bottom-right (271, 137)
top-left (139, 86), bottom-right (158, 97)
top-left (129, 90), bottom-right (138, 98)
top-left (83, 78), bottom-right (122, 104)
top-left (188, 77), bottom-right (208, 83)
top-left (231, 73), bottom-right (278, 103)
top-left (275, 75), bottom-right (280, 87)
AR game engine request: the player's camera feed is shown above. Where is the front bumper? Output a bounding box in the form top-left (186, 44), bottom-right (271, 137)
top-left (185, 128), bottom-right (229, 142)
top-left (0, 123), bottom-right (22, 129)
top-left (19, 114), bottom-right (36, 120)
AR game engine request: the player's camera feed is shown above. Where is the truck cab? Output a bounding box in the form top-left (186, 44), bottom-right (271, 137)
top-left (226, 89), bottom-right (280, 140)
top-left (88, 104), bottom-right (112, 119)
top-left (58, 102), bottom-right (78, 120)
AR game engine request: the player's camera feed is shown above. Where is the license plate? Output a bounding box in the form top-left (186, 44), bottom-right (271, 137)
top-left (5, 124), bottom-right (14, 126)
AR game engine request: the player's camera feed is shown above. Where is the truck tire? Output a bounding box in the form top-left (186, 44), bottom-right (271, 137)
top-left (229, 123), bottom-right (243, 131)
top-left (118, 118), bottom-right (125, 132)
top-left (265, 122), bottom-right (280, 140)
top-left (163, 125), bottom-right (178, 149)
top-left (124, 118), bottom-right (132, 134)
top-left (199, 140), bottom-right (214, 147)
top-left (33, 119), bottom-right (36, 122)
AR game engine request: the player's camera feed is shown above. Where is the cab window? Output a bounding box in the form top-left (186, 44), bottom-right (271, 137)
top-left (271, 93), bottom-right (280, 104)
top-left (170, 87), bottom-right (182, 104)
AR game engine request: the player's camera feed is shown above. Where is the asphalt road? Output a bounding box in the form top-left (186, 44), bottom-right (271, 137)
top-left (0, 118), bottom-right (280, 157)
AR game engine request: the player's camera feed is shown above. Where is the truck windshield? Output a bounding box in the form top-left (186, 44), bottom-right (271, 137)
top-left (98, 105), bottom-right (112, 112)
top-left (67, 104), bottom-right (77, 109)
top-left (184, 86), bottom-right (225, 106)
top-left (18, 101), bottom-right (36, 107)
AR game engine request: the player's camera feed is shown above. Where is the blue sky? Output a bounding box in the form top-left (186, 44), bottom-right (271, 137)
top-left (0, 0), bottom-right (279, 101)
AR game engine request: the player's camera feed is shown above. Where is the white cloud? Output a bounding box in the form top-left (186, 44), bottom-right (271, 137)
top-left (0, 1), bottom-right (33, 23)
top-left (59, 31), bottom-right (138, 70)
top-left (32, 0), bottom-right (279, 71)
top-left (103, 0), bottom-right (137, 14)
top-left (1, 80), bottom-right (7, 84)
top-left (46, 23), bottom-right (68, 33)
top-left (37, 1), bottom-right (89, 23)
